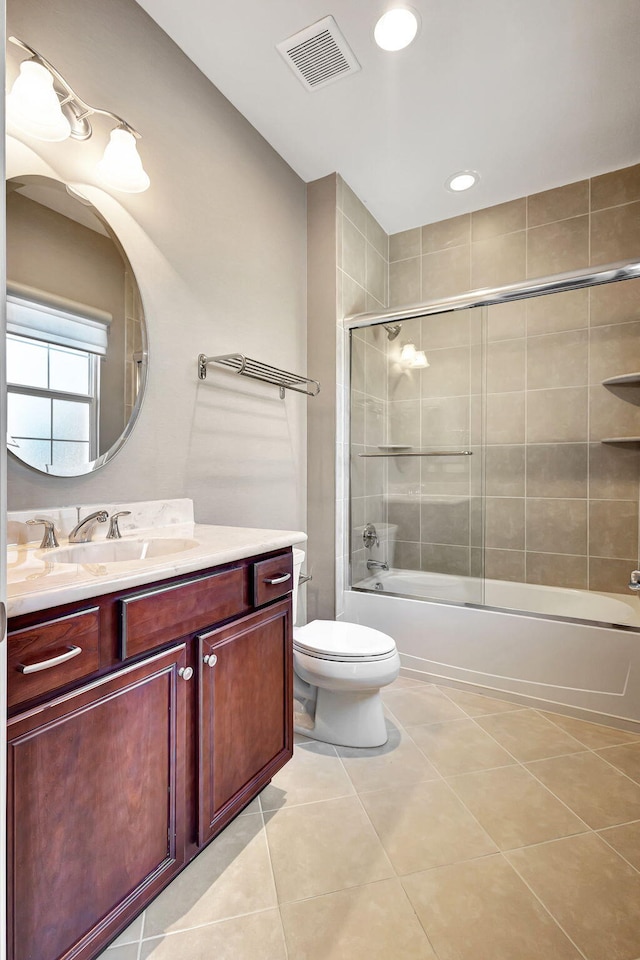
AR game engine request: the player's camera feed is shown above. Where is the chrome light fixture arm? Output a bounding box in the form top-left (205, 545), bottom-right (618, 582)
top-left (9, 36), bottom-right (142, 141)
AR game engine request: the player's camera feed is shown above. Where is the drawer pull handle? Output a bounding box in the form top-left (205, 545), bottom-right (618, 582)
top-left (17, 645), bottom-right (82, 675)
top-left (203, 654), bottom-right (217, 667)
top-left (178, 666), bottom-right (194, 681)
top-left (264, 573), bottom-right (291, 585)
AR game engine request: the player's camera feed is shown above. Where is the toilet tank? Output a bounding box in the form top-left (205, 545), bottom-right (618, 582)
top-left (292, 548), bottom-right (305, 624)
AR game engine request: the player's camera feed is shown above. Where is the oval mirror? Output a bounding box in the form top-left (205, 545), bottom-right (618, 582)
top-left (6, 174), bottom-right (148, 476)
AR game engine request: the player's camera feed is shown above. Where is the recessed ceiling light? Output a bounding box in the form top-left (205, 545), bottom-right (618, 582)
top-left (374, 8), bottom-right (420, 51)
top-left (446, 170), bottom-right (480, 192)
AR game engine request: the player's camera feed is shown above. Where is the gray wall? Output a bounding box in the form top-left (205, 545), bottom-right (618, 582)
top-left (6, 0), bottom-right (307, 534)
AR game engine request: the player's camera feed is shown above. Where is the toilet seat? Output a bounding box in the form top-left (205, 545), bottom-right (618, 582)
top-left (293, 619), bottom-right (395, 662)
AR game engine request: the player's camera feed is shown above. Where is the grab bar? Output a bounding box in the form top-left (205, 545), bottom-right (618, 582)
top-left (358, 450), bottom-right (473, 458)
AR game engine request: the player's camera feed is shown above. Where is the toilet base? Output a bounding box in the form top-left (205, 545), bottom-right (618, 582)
top-left (294, 685), bottom-right (388, 748)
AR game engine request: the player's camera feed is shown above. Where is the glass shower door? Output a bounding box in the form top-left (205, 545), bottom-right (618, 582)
top-left (349, 306), bottom-right (486, 606)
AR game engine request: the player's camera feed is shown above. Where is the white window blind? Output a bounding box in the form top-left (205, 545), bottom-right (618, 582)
top-left (7, 282), bottom-right (111, 356)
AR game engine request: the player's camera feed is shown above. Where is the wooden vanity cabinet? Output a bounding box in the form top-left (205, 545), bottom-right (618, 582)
top-left (6, 548), bottom-right (294, 960)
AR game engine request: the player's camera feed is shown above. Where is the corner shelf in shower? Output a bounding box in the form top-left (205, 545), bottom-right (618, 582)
top-left (601, 437), bottom-right (640, 445)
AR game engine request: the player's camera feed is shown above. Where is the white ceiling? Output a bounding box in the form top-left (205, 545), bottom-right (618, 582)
top-left (134, 0), bottom-right (640, 234)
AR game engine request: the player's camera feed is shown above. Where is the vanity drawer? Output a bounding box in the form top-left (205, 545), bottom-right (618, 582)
top-left (253, 552), bottom-right (294, 607)
top-left (8, 607), bottom-right (101, 710)
top-left (120, 566), bottom-right (249, 659)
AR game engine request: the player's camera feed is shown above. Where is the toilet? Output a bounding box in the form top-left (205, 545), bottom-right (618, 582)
top-left (292, 548), bottom-right (400, 748)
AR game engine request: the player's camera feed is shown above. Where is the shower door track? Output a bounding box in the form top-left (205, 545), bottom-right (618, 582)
top-left (344, 258), bottom-right (640, 330)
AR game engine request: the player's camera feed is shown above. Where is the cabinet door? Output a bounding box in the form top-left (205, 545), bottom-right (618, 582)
top-left (198, 599), bottom-right (292, 844)
top-left (8, 645), bottom-right (189, 960)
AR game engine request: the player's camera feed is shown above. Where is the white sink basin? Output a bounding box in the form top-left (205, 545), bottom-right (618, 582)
top-left (47, 538), bottom-right (199, 564)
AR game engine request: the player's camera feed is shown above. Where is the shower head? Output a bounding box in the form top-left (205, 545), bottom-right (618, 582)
top-left (383, 323), bottom-right (402, 341)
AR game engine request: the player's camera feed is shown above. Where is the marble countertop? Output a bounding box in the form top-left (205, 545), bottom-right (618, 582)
top-left (7, 521), bottom-right (307, 618)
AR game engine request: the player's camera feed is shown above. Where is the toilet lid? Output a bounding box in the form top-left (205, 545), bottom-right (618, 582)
top-left (294, 620), bottom-right (396, 661)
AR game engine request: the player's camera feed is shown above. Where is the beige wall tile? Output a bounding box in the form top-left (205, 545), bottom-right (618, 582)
top-left (526, 498), bottom-right (587, 555)
top-left (527, 216), bottom-right (589, 278)
top-left (487, 300), bottom-right (527, 341)
top-left (588, 442), bottom-right (640, 499)
top-left (420, 454), bottom-right (471, 497)
top-left (485, 497), bottom-right (525, 550)
top-left (506, 833), bottom-right (640, 960)
top-left (527, 180), bottom-right (589, 227)
top-left (422, 213), bottom-right (470, 253)
top-left (420, 345), bottom-right (471, 398)
top-left (471, 231), bottom-right (526, 288)
top-left (422, 310), bottom-right (471, 349)
top-left (366, 211), bottom-right (388, 259)
top-left (342, 215), bottom-right (366, 286)
top-left (365, 457), bottom-right (385, 497)
top-left (421, 499), bottom-right (470, 546)
top-left (525, 752), bottom-right (640, 828)
top-left (388, 500), bottom-right (420, 541)
top-left (589, 556), bottom-right (638, 593)
top-left (591, 201), bottom-right (640, 265)
top-left (527, 329), bottom-right (588, 390)
top-left (487, 338), bottom-right (526, 392)
top-left (421, 543), bottom-right (471, 575)
top-left (590, 277), bottom-right (640, 326)
top-left (421, 396), bottom-right (470, 446)
top-left (403, 855), bottom-right (581, 960)
top-left (361, 780), bottom-right (497, 875)
top-left (390, 228), bottom-right (421, 261)
top-left (447, 765), bottom-right (586, 850)
top-left (485, 548), bottom-right (525, 582)
top-left (471, 198), bottom-right (526, 241)
top-left (421, 245), bottom-right (471, 300)
top-left (591, 163), bottom-right (640, 210)
top-left (525, 443), bottom-right (588, 498)
top-left (486, 392), bottom-right (525, 444)
top-left (280, 879), bottom-right (437, 960)
top-left (589, 320), bottom-right (640, 383)
top-left (389, 257), bottom-right (420, 306)
top-left (366, 243), bottom-right (387, 305)
top-left (485, 445), bottom-right (526, 496)
top-left (387, 399), bottom-right (421, 446)
top-left (340, 178), bottom-right (368, 233)
top-left (525, 552), bottom-right (588, 589)
top-left (589, 499), bottom-right (638, 559)
top-left (527, 387), bottom-right (588, 442)
top-left (589, 386), bottom-right (640, 440)
top-left (341, 271), bottom-right (367, 317)
top-left (526, 288), bottom-right (588, 335)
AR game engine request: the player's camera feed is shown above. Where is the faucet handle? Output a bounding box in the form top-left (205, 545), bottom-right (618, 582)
top-left (27, 518), bottom-right (60, 549)
top-left (629, 570), bottom-right (640, 591)
top-left (107, 511), bottom-right (132, 540)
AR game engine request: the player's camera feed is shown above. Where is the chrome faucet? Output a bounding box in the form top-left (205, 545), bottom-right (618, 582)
top-left (68, 510), bottom-right (109, 543)
top-left (629, 570), bottom-right (640, 591)
top-left (367, 559), bottom-right (389, 572)
top-left (106, 511), bottom-right (131, 539)
top-left (27, 518), bottom-right (59, 549)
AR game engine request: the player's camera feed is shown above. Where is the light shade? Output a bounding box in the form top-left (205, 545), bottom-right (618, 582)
top-left (97, 127), bottom-right (150, 194)
top-left (413, 350), bottom-right (429, 368)
top-left (7, 59), bottom-right (71, 142)
top-left (374, 8), bottom-right (419, 51)
top-left (400, 342), bottom-right (417, 364)
top-left (446, 170), bottom-right (480, 192)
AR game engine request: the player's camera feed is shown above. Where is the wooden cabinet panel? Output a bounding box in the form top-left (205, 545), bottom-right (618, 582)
top-left (8, 645), bottom-right (188, 960)
top-left (7, 607), bottom-right (100, 711)
top-left (252, 552), bottom-right (293, 608)
top-left (120, 566), bottom-right (249, 659)
top-left (198, 599), bottom-right (292, 843)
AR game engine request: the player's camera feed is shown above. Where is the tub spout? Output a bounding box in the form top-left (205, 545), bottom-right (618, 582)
top-left (367, 559), bottom-right (389, 572)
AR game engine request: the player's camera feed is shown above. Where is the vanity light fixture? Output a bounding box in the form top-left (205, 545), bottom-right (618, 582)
top-left (374, 7), bottom-right (420, 51)
top-left (7, 37), bottom-right (150, 193)
top-left (446, 170), bottom-right (479, 192)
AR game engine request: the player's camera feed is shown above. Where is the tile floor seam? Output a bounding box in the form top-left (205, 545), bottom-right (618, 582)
top-left (435, 683), bottom-right (532, 719)
top-left (501, 850), bottom-right (591, 960)
top-left (135, 912), bottom-right (146, 959)
top-left (533, 706), bottom-right (640, 748)
top-left (593, 827), bottom-right (640, 878)
top-left (396, 876), bottom-right (445, 960)
top-left (260, 789), bottom-right (291, 928)
top-left (139, 906), bottom-right (281, 943)
top-left (590, 744), bottom-right (640, 788)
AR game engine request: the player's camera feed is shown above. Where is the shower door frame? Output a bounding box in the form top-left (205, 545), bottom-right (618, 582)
top-left (342, 257), bottom-right (640, 622)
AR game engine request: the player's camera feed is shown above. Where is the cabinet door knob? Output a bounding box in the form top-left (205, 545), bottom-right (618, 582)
top-left (203, 654), bottom-right (217, 667)
top-left (264, 573), bottom-right (291, 585)
top-left (178, 666), bottom-right (194, 681)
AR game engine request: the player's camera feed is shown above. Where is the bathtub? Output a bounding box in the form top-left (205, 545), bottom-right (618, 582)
top-left (345, 568), bottom-right (640, 726)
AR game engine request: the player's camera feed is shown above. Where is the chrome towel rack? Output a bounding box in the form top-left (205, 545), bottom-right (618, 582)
top-left (198, 353), bottom-right (320, 399)
top-left (358, 450), bottom-right (473, 458)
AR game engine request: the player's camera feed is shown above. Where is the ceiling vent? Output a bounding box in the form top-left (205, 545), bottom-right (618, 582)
top-left (277, 16), bottom-right (360, 91)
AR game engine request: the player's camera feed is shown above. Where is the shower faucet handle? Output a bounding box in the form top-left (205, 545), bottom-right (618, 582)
top-left (628, 571), bottom-right (640, 591)
top-left (362, 523), bottom-right (379, 549)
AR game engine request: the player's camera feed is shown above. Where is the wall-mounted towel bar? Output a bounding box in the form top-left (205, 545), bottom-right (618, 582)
top-left (198, 353), bottom-right (320, 399)
top-left (358, 450), bottom-right (473, 458)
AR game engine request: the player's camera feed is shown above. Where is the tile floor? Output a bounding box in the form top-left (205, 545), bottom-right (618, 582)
top-left (103, 678), bottom-right (640, 960)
